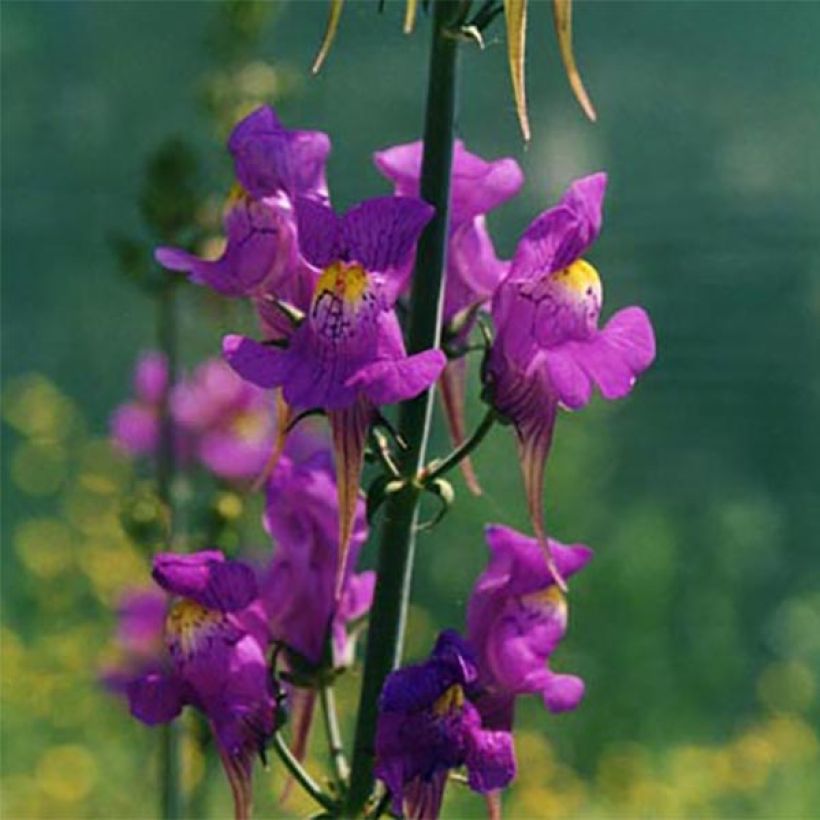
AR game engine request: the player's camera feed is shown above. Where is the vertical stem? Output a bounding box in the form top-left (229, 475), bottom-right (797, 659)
top-left (157, 282), bottom-right (183, 820)
top-left (320, 684), bottom-right (350, 786)
top-left (345, 1), bottom-right (462, 813)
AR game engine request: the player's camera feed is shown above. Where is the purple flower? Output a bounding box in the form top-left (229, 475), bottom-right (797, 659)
top-left (224, 195), bottom-right (446, 592)
top-left (260, 447), bottom-right (373, 668)
top-left (110, 351), bottom-right (173, 457)
top-left (467, 525), bottom-right (592, 731)
top-left (123, 551), bottom-right (275, 820)
top-left (172, 358), bottom-right (275, 481)
top-left (155, 106), bottom-right (330, 299)
top-left (101, 588), bottom-right (168, 694)
top-left (487, 173), bottom-right (655, 579)
top-left (375, 630), bottom-right (516, 819)
top-left (259, 445), bottom-right (374, 774)
top-left (374, 140), bottom-right (523, 494)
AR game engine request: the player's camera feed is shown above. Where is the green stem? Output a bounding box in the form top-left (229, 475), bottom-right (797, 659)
top-left (321, 684), bottom-right (350, 787)
top-left (271, 733), bottom-right (337, 813)
top-left (344, 1), bottom-right (463, 813)
top-left (157, 282), bottom-right (183, 820)
top-left (422, 408), bottom-right (496, 485)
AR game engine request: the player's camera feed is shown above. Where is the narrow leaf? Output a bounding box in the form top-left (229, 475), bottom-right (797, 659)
top-left (312, 0), bottom-right (344, 75)
top-left (552, 0), bottom-right (597, 122)
top-left (504, 0), bottom-right (530, 141)
top-left (404, 0), bottom-right (419, 34)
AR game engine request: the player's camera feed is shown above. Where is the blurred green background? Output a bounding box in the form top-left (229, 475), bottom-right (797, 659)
top-left (2, 1), bottom-right (819, 817)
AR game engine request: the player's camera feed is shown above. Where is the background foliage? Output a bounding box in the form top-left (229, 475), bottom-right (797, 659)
top-left (2, 1), bottom-right (819, 817)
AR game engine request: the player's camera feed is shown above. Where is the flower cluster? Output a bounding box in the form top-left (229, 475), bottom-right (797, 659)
top-left (109, 104), bottom-right (655, 819)
top-left (111, 352), bottom-right (276, 483)
top-left (104, 430), bottom-right (373, 818)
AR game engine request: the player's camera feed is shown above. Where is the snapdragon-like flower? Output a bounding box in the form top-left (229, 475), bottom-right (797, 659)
top-left (110, 351), bottom-right (171, 457)
top-left (374, 141), bottom-right (524, 493)
top-left (224, 195), bottom-right (446, 593)
top-left (123, 551), bottom-right (275, 820)
top-left (260, 443), bottom-right (373, 768)
top-left (172, 358), bottom-right (275, 481)
top-left (487, 173), bottom-right (655, 578)
top-left (155, 106), bottom-right (330, 299)
top-left (375, 630), bottom-right (516, 819)
top-left (261, 447), bottom-right (373, 668)
top-left (467, 524), bottom-right (592, 732)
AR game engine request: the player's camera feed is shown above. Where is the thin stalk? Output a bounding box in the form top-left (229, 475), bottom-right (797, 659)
top-left (157, 282), bottom-right (183, 819)
top-left (271, 733), bottom-right (337, 813)
top-left (320, 684), bottom-right (350, 787)
top-left (344, 0), bottom-right (463, 813)
top-left (422, 407), bottom-right (496, 484)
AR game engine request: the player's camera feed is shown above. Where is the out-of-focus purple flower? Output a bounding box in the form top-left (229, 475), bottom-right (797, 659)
top-left (111, 352), bottom-right (278, 485)
top-left (224, 195), bottom-right (446, 593)
top-left (487, 173), bottom-right (655, 579)
top-left (121, 551), bottom-right (275, 820)
top-left (155, 106), bottom-right (330, 300)
top-left (375, 630), bottom-right (516, 819)
top-left (110, 351), bottom-right (170, 457)
top-left (374, 140), bottom-right (523, 494)
top-left (260, 447), bottom-right (373, 668)
top-left (101, 588), bottom-right (167, 694)
top-left (467, 524), bottom-right (592, 732)
top-left (172, 358), bottom-right (275, 481)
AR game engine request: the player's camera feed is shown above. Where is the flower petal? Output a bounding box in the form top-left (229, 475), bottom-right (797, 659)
top-left (466, 728), bottom-right (517, 793)
top-left (568, 306), bottom-right (656, 400)
top-left (223, 335), bottom-right (291, 390)
top-left (152, 551), bottom-right (257, 612)
top-left (127, 672), bottom-right (185, 725)
top-left (510, 172), bottom-right (607, 280)
top-left (228, 105), bottom-right (331, 201)
top-left (544, 346), bottom-right (593, 410)
top-left (294, 196), bottom-right (343, 269)
top-left (348, 349), bottom-right (446, 406)
top-left (341, 196), bottom-right (434, 275)
top-left (542, 672), bottom-right (585, 712)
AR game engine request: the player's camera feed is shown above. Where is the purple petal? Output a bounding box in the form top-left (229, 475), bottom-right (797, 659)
top-left (341, 196), bottom-right (434, 274)
top-left (510, 172), bottom-right (607, 280)
top-left (134, 351), bottom-right (169, 403)
top-left (483, 524), bottom-right (593, 592)
top-left (466, 729), bottom-right (517, 793)
top-left (347, 349), bottom-right (446, 406)
top-left (544, 347), bottom-right (593, 410)
top-left (568, 306), bottom-right (656, 400)
top-left (542, 673), bottom-right (585, 713)
top-left (156, 194), bottom-right (296, 298)
top-left (110, 403), bottom-right (158, 456)
top-left (374, 140), bottom-right (524, 225)
top-left (152, 551), bottom-right (257, 612)
top-left (228, 105), bottom-right (331, 200)
top-left (223, 334), bottom-right (291, 390)
top-left (372, 141), bottom-right (423, 197)
top-left (294, 197), bottom-right (343, 268)
top-left (444, 218), bottom-right (508, 327)
top-left (116, 589), bottom-right (167, 654)
top-left (127, 672), bottom-right (185, 725)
